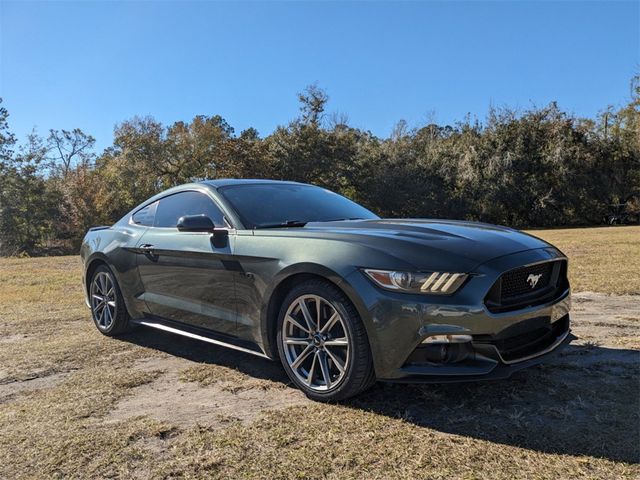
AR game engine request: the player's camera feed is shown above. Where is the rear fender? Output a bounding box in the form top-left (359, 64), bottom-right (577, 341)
top-left (81, 225), bottom-right (149, 319)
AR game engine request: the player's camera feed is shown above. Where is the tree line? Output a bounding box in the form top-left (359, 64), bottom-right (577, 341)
top-left (0, 81), bottom-right (638, 256)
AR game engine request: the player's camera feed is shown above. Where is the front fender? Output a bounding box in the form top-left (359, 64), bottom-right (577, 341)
top-left (256, 263), bottom-right (354, 358)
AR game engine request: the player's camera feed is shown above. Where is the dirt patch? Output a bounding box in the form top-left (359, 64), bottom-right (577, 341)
top-left (106, 355), bottom-right (309, 428)
top-left (571, 292), bottom-right (640, 348)
top-left (0, 333), bottom-right (30, 343)
top-left (572, 291), bottom-right (640, 315)
top-left (0, 371), bottom-right (73, 402)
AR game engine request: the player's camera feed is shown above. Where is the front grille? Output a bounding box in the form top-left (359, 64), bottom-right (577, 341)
top-left (501, 262), bottom-right (553, 299)
top-left (485, 260), bottom-right (568, 313)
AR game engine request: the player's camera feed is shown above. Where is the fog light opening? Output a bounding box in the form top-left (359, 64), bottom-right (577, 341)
top-left (421, 334), bottom-right (472, 345)
top-left (413, 335), bottom-right (474, 365)
top-left (413, 343), bottom-right (472, 365)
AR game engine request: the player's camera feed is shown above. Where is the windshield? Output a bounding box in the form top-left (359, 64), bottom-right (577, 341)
top-left (218, 183), bottom-right (379, 229)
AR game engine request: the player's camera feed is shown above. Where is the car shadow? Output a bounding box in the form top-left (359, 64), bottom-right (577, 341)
top-left (348, 344), bottom-right (640, 465)
top-left (119, 326), bottom-right (291, 384)
top-left (119, 328), bottom-right (639, 464)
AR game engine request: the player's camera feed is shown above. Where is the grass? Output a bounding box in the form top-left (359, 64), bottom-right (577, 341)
top-left (526, 225), bottom-right (640, 295)
top-left (0, 226), bottom-right (638, 479)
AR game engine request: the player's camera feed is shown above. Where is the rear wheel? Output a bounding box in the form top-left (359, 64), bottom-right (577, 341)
top-left (89, 265), bottom-right (131, 336)
top-left (276, 279), bottom-right (375, 401)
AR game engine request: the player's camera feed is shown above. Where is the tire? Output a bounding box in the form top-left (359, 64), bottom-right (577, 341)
top-left (89, 264), bottom-right (132, 336)
top-left (276, 279), bottom-right (376, 402)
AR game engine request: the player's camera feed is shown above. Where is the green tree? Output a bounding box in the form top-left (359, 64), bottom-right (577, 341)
top-left (2, 78), bottom-right (640, 257)
top-left (298, 84), bottom-right (328, 127)
top-left (0, 132), bottom-right (62, 255)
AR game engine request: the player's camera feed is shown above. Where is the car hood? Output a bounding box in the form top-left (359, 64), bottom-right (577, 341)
top-left (300, 218), bottom-right (553, 271)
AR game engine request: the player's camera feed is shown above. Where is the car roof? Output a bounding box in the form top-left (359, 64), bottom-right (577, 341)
top-left (200, 179), bottom-right (306, 189)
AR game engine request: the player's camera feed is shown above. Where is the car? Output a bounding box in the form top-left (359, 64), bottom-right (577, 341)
top-left (80, 179), bottom-right (573, 401)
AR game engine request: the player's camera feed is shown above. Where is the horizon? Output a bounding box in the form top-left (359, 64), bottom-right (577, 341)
top-left (1, 0), bottom-right (638, 152)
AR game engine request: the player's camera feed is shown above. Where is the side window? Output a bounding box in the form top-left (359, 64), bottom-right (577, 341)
top-left (154, 191), bottom-right (225, 228)
top-left (132, 201), bottom-right (158, 226)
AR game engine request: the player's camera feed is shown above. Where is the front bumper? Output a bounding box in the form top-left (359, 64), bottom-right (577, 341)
top-left (384, 330), bottom-right (575, 383)
top-left (342, 247), bottom-right (573, 381)
top-left (390, 316), bottom-right (573, 383)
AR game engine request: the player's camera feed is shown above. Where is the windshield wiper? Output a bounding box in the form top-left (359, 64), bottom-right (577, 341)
top-left (318, 217), bottom-right (368, 222)
top-left (255, 220), bottom-right (308, 229)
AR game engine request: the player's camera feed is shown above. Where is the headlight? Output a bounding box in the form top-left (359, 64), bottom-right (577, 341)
top-left (362, 269), bottom-right (468, 295)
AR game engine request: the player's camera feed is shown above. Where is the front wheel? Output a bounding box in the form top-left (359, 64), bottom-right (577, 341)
top-left (276, 279), bottom-right (375, 401)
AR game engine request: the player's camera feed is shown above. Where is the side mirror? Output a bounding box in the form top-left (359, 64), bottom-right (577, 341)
top-left (177, 215), bottom-right (215, 232)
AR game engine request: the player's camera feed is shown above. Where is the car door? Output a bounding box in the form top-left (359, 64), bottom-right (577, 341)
top-left (135, 190), bottom-right (237, 335)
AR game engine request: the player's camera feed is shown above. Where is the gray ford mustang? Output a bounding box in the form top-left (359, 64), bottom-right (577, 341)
top-left (81, 179), bottom-right (572, 401)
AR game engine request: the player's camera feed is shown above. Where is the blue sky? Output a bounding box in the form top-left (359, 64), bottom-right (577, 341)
top-left (1, 1), bottom-right (638, 152)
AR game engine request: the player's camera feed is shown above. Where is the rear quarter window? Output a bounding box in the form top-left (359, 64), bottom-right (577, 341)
top-left (132, 201), bottom-right (158, 226)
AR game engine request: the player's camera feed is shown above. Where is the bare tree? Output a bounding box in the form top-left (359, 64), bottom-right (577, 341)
top-left (328, 111), bottom-right (350, 129)
top-left (48, 128), bottom-right (95, 176)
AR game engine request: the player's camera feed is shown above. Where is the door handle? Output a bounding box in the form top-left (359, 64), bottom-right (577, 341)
top-left (139, 244), bottom-right (155, 255)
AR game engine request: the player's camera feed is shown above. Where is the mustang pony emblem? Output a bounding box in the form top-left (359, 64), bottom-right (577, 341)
top-left (527, 273), bottom-right (543, 288)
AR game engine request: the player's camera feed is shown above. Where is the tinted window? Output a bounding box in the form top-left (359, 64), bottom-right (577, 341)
top-left (154, 191), bottom-right (225, 228)
top-left (219, 184), bottom-right (378, 228)
top-left (132, 201), bottom-right (158, 226)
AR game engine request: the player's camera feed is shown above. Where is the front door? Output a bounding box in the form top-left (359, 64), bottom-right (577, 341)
top-left (135, 190), bottom-right (237, 335)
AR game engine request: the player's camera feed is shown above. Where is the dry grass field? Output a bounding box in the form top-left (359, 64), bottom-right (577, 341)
top-left (528, 225), bottom-right (640, 295)
top-left (0, 226), bottom-right (638, 479)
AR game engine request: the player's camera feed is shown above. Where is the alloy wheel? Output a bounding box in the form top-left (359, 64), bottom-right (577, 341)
top-left (90, 272), bottom-right (117, 330)
top-left (282, 294), bottom-right (350, 391)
